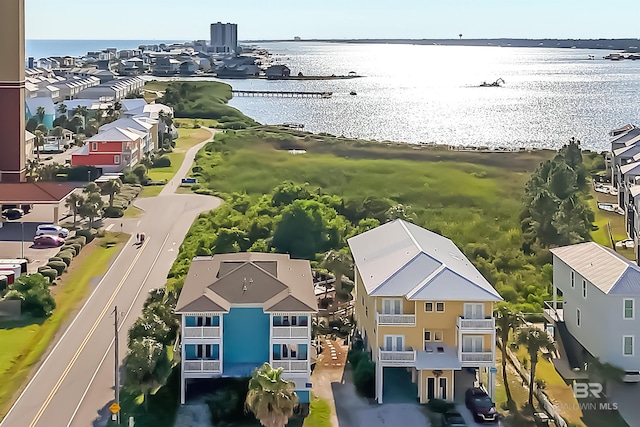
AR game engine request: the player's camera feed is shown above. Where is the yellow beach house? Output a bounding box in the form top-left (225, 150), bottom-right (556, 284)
top-left (348, 219), bottom-right (502, 404)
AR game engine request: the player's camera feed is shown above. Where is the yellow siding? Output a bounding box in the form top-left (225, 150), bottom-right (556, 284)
top-left (354, 269), bottom-right (377, 352)
top-left (418, 370), bottom-right (455, 403)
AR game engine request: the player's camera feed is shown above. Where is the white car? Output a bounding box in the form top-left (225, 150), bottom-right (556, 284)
top-left (35, 224), bottom-right (69, 238)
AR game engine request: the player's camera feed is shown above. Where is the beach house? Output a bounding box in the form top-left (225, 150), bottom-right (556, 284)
top-left (348, 219), bottom-right (502, 404)
top-left (175, 253), bottom-right (318, 404)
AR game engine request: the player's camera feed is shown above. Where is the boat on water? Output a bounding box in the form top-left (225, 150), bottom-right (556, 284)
top-left (479, 78), bottom-right (505, 87)
top-left (350, 90), bottom-right (357, 96)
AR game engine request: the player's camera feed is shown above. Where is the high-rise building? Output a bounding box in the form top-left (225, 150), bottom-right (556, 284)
top-left (0, 0), bottom-right (26, 182)
top-left (210, 22), bottom-right (238, 54)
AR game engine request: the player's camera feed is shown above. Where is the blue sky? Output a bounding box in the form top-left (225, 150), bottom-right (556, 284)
top-left (26, 0), bottom-right (640, 40)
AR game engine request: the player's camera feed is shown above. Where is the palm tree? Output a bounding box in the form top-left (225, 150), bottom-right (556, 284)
top-left (33, 130), bottom-right (46, 160)
top-left (245, 362), bottom-right (299, 427)
top-left (83, 182), bottom-right (99, 194)
top-left (36, 106), bottom-right (46, 125)
top-left (102, 178), bottom-right (122, 207)
top-left (65, 193), bottom-right (85, 227)
top-left (72, 106), bottom-right (89, 128)
top-left (79, 192), bottom-right (104, 228)
top-left (321, 250), bottom-right (353, 294)
top-left (57, 103), bottom-right (67, 116)
top-left (494, 302), bottom-right (523, 402)
top-left (50, 126), bottom-right (65, 151)
top-left (515, 327), bottom-right (556, 407)
top-left (25, 159), bottom-right (40, 181)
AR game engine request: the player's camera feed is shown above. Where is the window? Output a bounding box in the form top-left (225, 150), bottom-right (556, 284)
top-left (299, 316), bottom-right (308, 326)
top-left (622, 335), bottom-right (634, 356)
top-left (462, 335), bottom-right (483, 352)
top-left (366, 306), bottom-right (368, 317)
top-left (384, 335), bottom-right (405, 351)
top-left (570, 271), bottom-right (575, 288)
top-left (273, 344), bottom-right (308, 360)
top-left (424, 330), bottom-right (431, 342)
top-left (91, 142), bottom-right (98, 151)
top-left (382, 298), bottom-right (402, 314)
top-left (576, 308), bottom-right (581, 327)
top-left (185, 316), bottom-right (219, 327)
top-left (464, 303), bottom-right (484, 319)
top-left (582, 280), bottom-right (587, 298)
top-left (436, 302), bottom-right (445, 312)
top-left (114, 155), bottom-right (121, 164)
top-left (624, 299), bottom-right (635, 320)
top-left (185, 344), bottom-right (219, 360)
top-left (425, 302), bottom-right (434, 312)
top-left (433, 331), bottom-right (443, 342)
top-left (623, 336), bottom-right (634, 356)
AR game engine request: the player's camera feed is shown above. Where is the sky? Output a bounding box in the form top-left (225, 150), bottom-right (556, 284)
top-left (26, 0), bottom-right (640, 40)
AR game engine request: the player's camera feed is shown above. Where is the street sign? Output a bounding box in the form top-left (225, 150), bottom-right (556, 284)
top-left (109, 402), bottom-right (121, 414)
top-left (489, 367), bottom-right (497, 374)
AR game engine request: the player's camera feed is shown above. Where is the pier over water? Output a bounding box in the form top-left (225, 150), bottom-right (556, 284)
top-left (232, 90), bottom-right (332, 98)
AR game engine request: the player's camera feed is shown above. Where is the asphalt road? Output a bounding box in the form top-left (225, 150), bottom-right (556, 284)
top-left (0, 130), bottom-right (221, 427)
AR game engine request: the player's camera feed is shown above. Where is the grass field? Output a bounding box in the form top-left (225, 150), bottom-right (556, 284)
top-left (143, 127), bottom-right (212, 193)
top-left (0, 232), bottom-right (129, 418)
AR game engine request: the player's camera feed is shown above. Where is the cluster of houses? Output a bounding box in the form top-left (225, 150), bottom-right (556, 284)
top-left (70, 98), bottom-right (177, 173)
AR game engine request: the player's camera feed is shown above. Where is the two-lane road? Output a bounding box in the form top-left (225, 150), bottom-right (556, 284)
top-left (0, 130), bottom-right (221, 427)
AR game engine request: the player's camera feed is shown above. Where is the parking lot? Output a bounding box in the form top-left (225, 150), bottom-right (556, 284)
top-left (0, 202), bottom-right (70, 273)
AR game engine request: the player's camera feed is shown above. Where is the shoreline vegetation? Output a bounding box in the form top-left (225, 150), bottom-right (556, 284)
top-left (116, 79), bottom-right (611, 426)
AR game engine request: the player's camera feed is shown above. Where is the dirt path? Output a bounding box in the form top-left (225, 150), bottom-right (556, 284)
top-left (310, 337), bottom-right (348, 427)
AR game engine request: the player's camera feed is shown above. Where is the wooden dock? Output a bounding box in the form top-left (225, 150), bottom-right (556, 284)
top-left (232, 90), bottom-right (332, 98)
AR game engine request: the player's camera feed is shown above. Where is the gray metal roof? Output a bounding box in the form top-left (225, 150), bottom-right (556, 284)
top-left (175, 253), bottom-right (317, 313)
top-left (620, 161), bottom-right (640, 176)
top-left (347, 219), bottom-right (502, 301)
top-left (551, 242), bottom-right (640, 295)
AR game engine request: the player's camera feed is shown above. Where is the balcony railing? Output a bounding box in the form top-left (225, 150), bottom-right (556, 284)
top-left (184, 359), bottom-right (221, 373)
top-left (376, 313), bottom-right (416, 326)
top-left (543, 301), bottom-right (564, 323)
top-left (379, 347), bottom-right (416, 365)
top-left (184, 326), bottom-right (221, 339)
top-left (460, 352), bottom-right (494, 363)
top-left (272, 326), bottom-right (309, 339)
top-left (457, 317), bottom-right (495, 330)
top-left (271, 360), bottom-right (309, 372)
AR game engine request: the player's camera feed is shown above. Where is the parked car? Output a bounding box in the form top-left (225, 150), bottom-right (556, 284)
top-left (33, 235), bottom-right (65, 247)
top-left (465, 387), bottom-right (498, 423)
top-left (441, 410), bottom-right (467, 427)
top-left (2, 208), bottom-right (24, 220)
top-left (36, 224), bottom-right (69, 238)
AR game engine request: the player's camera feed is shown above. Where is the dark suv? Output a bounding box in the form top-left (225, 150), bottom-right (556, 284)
top-left (465, 387), bottom-right (498, 423)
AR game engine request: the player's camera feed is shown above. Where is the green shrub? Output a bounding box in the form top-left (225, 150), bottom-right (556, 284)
top-left (47, 261), bottom-right (67, 276)
top-left (70, 243), bottom-right (82, 254)
top-left (103, 206), bottom-right (125, 218)
top-left (152, 156), bottom-right (171, 168)
top-left (353, 357), bottom-right (375, 398)
top-left (347, 349), bottom-right (367, 370)
top-left (57, 251), bottom-right (73, 266)
top-left (47, 257), bottom-right (63, 263)
top-left (427, 399), bottom-right (456, 414)
top-left (60, 245), bottom-right (77, 256)
top-left (194, 188), bottom-right (213, 195)
top-left (39, 268), bottom-right (58, 283)
top-left (75, 229), bottom-right (96, 243)
top-left (67, 235), bottom-right (87, 246)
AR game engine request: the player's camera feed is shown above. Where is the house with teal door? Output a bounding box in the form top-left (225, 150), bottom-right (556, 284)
top-left (175, 252), bottom-right (318, 404)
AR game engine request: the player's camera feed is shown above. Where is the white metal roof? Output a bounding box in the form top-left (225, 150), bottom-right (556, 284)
top-left (87, 127), bottom-right (140, 142)
top-left (620, 161), bottom-right (640, 176)
top-left (347, 219), bottom-right (502, 301)
top-left (551, 242), bottom-right (640, 295)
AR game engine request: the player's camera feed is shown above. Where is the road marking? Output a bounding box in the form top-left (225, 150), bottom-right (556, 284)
top-left (105, 224), bottom-right (114, 231)
top-left (0, 234), bottom-right (138, 427)
top-left (27, 237), bottom-right (151, 427)
top-left (66, 232), bottom-right (172, 427)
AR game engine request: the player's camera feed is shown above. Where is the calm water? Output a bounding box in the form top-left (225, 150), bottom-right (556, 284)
top-left (26, 39), bottom-right (182, 59)
top-left (221, 42), bottom-right (640, 151)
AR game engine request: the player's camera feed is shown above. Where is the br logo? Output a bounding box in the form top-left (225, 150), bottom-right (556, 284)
top-left (572, 382), bottom-right (603, 399)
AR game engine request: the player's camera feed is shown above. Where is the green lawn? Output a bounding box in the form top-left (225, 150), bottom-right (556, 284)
top-left (123, 205), bottom-right (143, 218)
top-left (588, 189), bottom-right (635, 260)
top-left (140, 186), bottom-right (163, 198)
top-left (146, 128), bottom-right (213, 183)
top-left (303, 395), bottom-right (332, 427)
top-left (0, 232), bottom-right (129, 418)
top-left (174, 118), bottom-right (219, 129)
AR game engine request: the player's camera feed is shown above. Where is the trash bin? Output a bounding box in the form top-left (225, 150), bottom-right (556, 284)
top-left (533, 412), bottom-right (550, 426)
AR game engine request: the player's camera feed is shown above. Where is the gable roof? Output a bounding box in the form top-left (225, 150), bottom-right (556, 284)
top-left (175, 253), bottom-right (318, 313)
top-left (347, 219), bottom-right (502, 301)
top-left (0, 182), bottom-right (77, 204)
top-left (611, 128), bottom-right (640, 146)
top-left (614, 143), bottom-right (640, 158)
top-left (87, 127), bottom-right (140, 143)
top-left (25, 97), bottom-right (56, 115)
top-left (620, 161), bottom-right (640, 176)
top-left (100, 117), bottom-right (152, 134)
top-left (551, 242), bottom-right (640, 295)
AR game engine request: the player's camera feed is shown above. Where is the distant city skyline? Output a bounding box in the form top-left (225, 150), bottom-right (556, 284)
top-left (26, 0), bottom-right (640, 40)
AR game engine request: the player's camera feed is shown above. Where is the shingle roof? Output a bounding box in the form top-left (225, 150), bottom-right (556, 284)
top-left (347, 219), bottom-right (502, 301)
top-left (551, 242), bottom-right (640, 295)
top-left (175, 253), bottom-right (318, 313)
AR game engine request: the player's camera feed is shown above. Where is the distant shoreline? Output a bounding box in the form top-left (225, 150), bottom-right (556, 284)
top-left (242, 38), bottom-right (640, 51)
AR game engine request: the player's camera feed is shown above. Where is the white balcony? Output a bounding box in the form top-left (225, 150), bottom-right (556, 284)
top-left (460, 352), bottom-right (494, 365)
top-left (272, 326), bottom-right (309, 339)
top-left (184, 326), bottom-right (221, 339)
top-left (271, 360), bottom-right (309, 373)
top-left (379, 347), bottom-right (416, 366)
top-left (457, 317), bottom-right (495, 330)
top-left (184, 359), bottom-right (221, 373)
top-left (376, 313), bottom-right (416, 326)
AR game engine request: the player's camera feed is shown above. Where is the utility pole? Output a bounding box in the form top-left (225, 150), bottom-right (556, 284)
top-left (114, 306), bottom-right (120, 425)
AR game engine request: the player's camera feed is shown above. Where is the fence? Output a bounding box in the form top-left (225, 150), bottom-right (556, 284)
top-left (498, 339), bottom-right (568, 427)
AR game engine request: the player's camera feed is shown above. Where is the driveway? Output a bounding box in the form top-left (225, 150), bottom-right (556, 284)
top-left (609, 382), bottom-right (640, 427)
